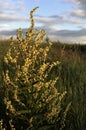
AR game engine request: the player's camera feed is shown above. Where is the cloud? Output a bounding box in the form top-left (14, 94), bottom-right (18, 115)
top-left (0, 30), bottom-right (16, 36)
top-left (0, 12), bottom-right (86, 43)
top-left (0, 0), bottom-right (26, 22)
top-left (47, 28), bottom-right (86, 43)
top-left (0, 0), bottom-right (86, 44)
top-left (0, 14), bottom-right (28, 22)
top-left (0, 27), bottom-right (86, 44)
top-left (70, 9), bottom-right (85, 18)
top-left (78, 0), bottom-right (86, 11)
top-left (0, 28), bottom-right (26, 40)
top-left (0, 0), bottom-right (24, 12)
top-left (51, 28), bottom-right (86, 37)
top-left (65, 0), bottom-right (86, 18)
top-left (35, 14), bottom-right (86, 28)
top-left (34, 15), bottom-right (64, 29)
top-left (0, 24), bottom-right (11, 31)
top-left (0, 28), bottom-right (26, 36)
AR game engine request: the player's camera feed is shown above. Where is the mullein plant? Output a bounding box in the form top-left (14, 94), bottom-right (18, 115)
top-left (2, 7), bottom-right (71, 130)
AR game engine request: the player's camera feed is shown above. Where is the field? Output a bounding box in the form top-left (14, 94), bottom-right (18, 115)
top-left (49, 42), bottom-right (86, 130)
top-left (0, 40), bottom-right (86, 130)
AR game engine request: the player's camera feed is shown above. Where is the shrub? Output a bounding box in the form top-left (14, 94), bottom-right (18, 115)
top-left (2, 7), bottom-right (70, 130)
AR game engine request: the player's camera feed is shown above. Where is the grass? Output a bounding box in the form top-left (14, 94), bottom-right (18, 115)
top-left (49, 42), bottom-right (86, 130)
top-left (0, 40), bottom-right (86, 130)
top-left (0, 7), bottom-right (86, 130)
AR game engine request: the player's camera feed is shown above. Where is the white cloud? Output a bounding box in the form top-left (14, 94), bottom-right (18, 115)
top-left (35, 15), bottom-right (84, 26)
top-left (0, 24), bottom-right (10, 31)
top-left (0, 26), bottom-right (86, 44)
top-left (65, 0), bottom-right (80, 6)
top-left (65, 0), bottom-right (86, 18)
top-left (70, 9), bottom-right (85, 17)
top-left (0, 13), bottom-right (28, 22)
top-left (0, 0), bottom-right (26, 21)
top-left (63, 17), bottom-right (86, 24)
top-left (0, 0), bottom-right (86, 44)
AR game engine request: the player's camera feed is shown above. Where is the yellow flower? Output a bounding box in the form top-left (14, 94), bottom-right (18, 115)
top-left (4, 57), bottom-right (8, 64)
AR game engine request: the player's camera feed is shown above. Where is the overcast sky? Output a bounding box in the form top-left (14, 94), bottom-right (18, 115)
top-left (0, 0), bottom-right (86, 43)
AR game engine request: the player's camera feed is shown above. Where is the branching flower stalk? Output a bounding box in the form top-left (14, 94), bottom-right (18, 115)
top-left (3, 7), bottom-right (70, 130)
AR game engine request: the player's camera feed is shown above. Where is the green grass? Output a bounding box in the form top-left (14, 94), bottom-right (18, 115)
top-left (0, 40), bottom-right (86, 130)
top-left (49, 42), bottom-right (86, 130)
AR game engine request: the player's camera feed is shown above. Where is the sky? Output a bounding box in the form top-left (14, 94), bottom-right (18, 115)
top-left (0, 0), bottom-right (86, 44)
